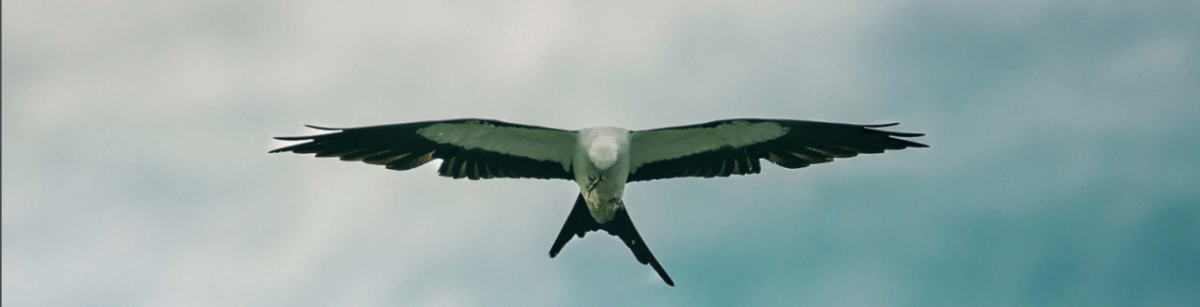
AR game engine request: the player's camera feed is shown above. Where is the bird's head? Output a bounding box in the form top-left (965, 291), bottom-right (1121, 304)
top-left (589, 144), bottom-right (617, 167)
top-left (587, 140), bottom-right (619, 179)
top-left (585, 150), bottom-right (616, 192)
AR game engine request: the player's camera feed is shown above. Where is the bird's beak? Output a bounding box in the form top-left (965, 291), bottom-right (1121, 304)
top-left (597, 169), bottom-right (606, 181)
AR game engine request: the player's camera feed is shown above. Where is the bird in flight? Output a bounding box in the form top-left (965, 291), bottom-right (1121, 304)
top-left (270, 118), bottom-right (927, 286)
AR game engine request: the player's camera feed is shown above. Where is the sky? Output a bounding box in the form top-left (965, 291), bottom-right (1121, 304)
top-left (3, 0), bottom-right (1199, 306)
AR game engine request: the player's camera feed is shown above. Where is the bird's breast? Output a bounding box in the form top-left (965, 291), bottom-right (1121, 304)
top-left (583, 179), bottom-right (625, 224)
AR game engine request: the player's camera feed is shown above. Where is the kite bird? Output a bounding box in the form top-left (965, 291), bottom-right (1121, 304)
top-left (270, 118), bottom-right (928, 286)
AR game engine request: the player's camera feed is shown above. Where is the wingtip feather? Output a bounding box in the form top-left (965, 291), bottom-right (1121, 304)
top-left (305, 124), bottom-right (342, 131)
top-left (892, 138), bottom-right (930, 148)
top-left (887, 131), bottom-right (925, 137)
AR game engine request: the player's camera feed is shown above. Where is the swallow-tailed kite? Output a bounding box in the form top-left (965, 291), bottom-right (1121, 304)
top-left (270, 118), bottom-right (928, 286)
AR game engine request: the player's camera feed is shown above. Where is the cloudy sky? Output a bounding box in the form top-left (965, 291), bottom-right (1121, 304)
top-left (3, 0), bottom-right (1199, 306)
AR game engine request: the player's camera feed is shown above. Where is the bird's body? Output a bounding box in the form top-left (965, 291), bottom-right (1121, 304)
top-left (271, 118), bottom-right (927, 286)
top-left (575, 126), bottom-right (630, 223)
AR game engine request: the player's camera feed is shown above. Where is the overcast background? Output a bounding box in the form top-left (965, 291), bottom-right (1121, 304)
top-left (4, 0), bottom-right (1199, 306)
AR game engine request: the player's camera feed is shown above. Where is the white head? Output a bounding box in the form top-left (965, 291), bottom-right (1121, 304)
top-left (588, 140), bottom-right (619, 172)
top-left (579, 126), bottom-right (627, 178)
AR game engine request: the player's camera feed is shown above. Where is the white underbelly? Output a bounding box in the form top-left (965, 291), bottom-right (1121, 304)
top-left (584, 180), bottom-right (624, 224)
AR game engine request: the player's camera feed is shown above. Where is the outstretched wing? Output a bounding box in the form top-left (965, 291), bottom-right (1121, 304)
top-left (627, 119), bottom-right (927, 182)
top-left (270, 119), bottom-right (577, 180)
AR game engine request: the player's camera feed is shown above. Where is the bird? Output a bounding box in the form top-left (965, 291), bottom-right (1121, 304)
top-left (269, 118), bottom-right (927, 286)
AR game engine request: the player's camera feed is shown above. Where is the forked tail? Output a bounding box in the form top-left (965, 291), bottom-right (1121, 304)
top-left (549, 194), bottom-right (674, 286)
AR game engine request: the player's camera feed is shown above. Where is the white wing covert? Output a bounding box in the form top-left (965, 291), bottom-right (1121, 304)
top-left (627, 119), bottom-right (927, 182)
top-left (271, 119), bottom-right (577, 180)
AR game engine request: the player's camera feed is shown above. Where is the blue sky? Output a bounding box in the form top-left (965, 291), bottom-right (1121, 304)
top-left (3, 1), bottom-right (1198, 306)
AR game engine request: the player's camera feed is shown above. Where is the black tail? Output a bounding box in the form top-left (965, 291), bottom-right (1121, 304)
top-left (549, 194), bottom-right (600, 258)
top-left (549, 194), bottom-right (675, 286)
